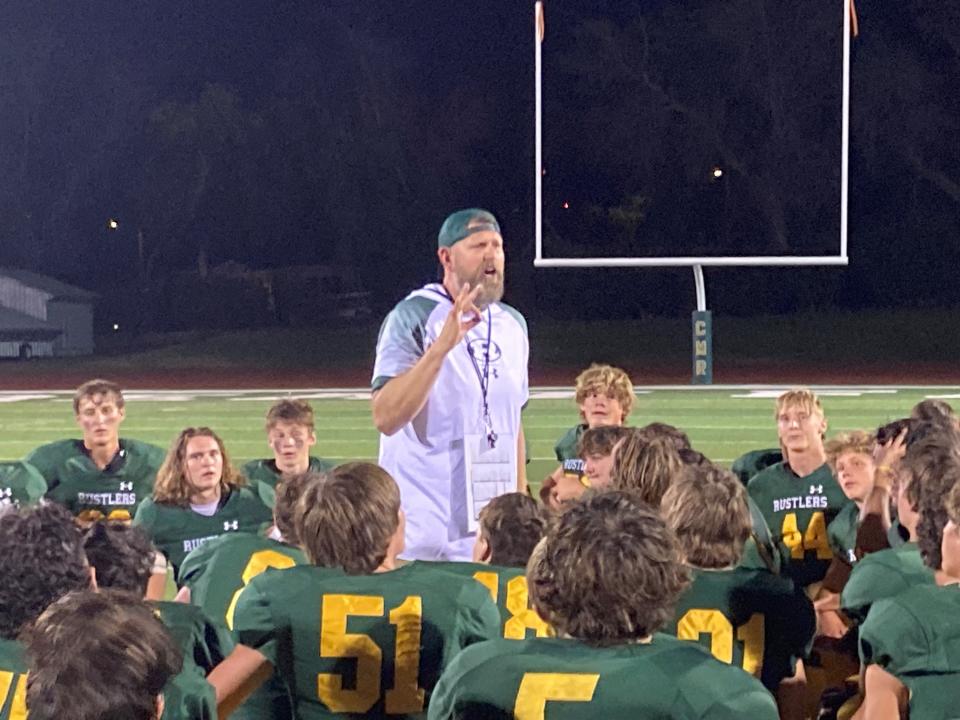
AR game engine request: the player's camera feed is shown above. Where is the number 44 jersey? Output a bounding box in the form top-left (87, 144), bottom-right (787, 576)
top-left (232, 561), bottom-right (501, 719)
top-left (747, 461), bottom-right (849, 587)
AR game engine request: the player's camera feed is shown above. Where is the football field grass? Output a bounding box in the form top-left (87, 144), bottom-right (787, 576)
top-left (3, 385), bottom-right (959, 488)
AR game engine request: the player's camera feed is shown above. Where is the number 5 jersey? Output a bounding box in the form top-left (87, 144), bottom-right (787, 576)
top-left (428, 634), bottom-right (778, 720)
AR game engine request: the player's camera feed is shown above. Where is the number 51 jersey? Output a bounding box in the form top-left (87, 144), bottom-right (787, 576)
top-left (233, 561), bottom-right (501, 719)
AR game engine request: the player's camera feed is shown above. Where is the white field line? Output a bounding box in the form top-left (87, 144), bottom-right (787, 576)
top-left (2, 385), bottom-right (960, 403)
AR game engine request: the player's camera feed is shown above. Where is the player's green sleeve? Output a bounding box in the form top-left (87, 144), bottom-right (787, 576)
top-left (232, 575), bottom-right (281, 667)
top-left (176, 540), bottom-right (213, 591)
top-left (841, 548), bottom-right (934, 625)
top-left (450, 580), bottom-right (502, 657)
top-left (194, 611), bottom-right (234, 672)
top-left (162, 674), bottom-right (217, 720)
top-left (22, 441), bottom-right (71, 481)
top-left (840, 567), bottom-right (880, 624)
top-left (741, 496), bottom-right (781, 574)
top-left (0, 461), bottom-right (47, 508)
top-left (132, 498), bottom-right (157, 532)
top-left (827, 504), bottom-right (857, 560)
top-left (858, 597), bottom-right (925, 674)
top-left (427, 643), bottom-right (500, 720)
top-left (731, 449), bottom-right (783, 486)
top-left (697, 689), bottom-right (779, 720)
top-left (553, 425), bottom-right (584, 463)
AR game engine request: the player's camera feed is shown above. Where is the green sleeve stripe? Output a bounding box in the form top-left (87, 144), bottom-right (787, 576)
top-left (372, 375), bottom-right (393, 392)
top-left (499, 302), bottom-right (528, 337)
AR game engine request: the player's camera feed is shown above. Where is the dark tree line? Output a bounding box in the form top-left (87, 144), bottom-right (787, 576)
top-left (0, 1), bottom-right (956, 326)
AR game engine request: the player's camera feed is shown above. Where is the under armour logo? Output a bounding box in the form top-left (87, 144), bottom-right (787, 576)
top-left (223, 520), bottom-right (238, 531)
top-left (119, 482), bottom-right (133, 491)
top-left (809, 485), bottom-right (824, 495)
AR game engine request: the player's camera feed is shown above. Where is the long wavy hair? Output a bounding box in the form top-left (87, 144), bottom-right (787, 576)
top-left (152, 427), bottom-right (245, 507)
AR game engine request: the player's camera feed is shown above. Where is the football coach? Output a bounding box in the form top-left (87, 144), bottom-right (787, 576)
top-left (371, 208), bottom-right (529, 561)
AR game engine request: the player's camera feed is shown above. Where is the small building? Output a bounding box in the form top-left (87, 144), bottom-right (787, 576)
top-left (0, 269), bottom-right (97, 358)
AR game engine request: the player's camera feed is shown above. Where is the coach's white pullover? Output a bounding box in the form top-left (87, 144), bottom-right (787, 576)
top-left (372, 283), bottom-right (529, 561)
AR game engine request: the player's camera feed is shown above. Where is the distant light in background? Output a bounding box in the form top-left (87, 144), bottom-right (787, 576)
top-left (562, 201), bottom-right (570, 209)
top-left (107, 218), bottom-right (119, 230)
top-left (112, 323), bottom-right (120, 331)
top-left (541, 168), bottom-right (547, 175)
top-left (711, 166), bottom-right (723, 179)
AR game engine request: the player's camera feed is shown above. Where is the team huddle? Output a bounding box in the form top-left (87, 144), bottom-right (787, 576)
top-left (1, 373), bottom-right (960, 720)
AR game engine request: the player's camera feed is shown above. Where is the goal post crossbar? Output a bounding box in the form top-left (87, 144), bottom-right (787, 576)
top-left (534, 256), bottom-right (848, 268)
top-left (533, 0), bottom-right (853, 270)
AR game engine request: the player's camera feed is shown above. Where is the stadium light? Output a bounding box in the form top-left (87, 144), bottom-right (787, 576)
top-left (107, 218), bottom-right (119, 230)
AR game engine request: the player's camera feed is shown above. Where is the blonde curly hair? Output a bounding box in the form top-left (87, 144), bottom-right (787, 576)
top-left (824, 430), bottom-right (875, 470)
top-left (574, 364), bottom-right (634, 422)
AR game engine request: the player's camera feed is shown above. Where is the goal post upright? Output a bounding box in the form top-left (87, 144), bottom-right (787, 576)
top-left (534, 1), bottom-right (544, 264)
top-left (532, 1), bottom-right (852, 385)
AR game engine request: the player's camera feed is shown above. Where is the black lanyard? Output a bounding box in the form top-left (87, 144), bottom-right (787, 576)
top-left (466, 307), bottom-right (497, 448)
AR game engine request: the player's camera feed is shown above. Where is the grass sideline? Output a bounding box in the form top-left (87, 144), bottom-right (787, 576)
top-left (1, 386), bottom-right (956, 488)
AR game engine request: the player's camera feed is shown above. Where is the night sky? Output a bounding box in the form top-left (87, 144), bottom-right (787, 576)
top-left (0, 1), bottom-right (957, 328)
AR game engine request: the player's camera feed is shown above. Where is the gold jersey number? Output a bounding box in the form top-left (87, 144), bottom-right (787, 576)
top-left (472, 571), bottom-right (551, 639)
top-left (317, 594), bottom-right (425, 715)
top-left (676, 609), bottom-right (765, 676)
top-left (0, 670), bottom-right (27, 720)
top-left (514, 672), bottom-right (600, 719)
top-left (781, 511), bottom-right (832, 560)
top-left (225, 549), bottom-right (299, 629)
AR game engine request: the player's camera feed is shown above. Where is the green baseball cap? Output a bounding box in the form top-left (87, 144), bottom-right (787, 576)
top-left (438, 208), bottom-right (501, 248)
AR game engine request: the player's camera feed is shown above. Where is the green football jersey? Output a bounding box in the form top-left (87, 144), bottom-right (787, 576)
top-left (841, 542), bottom-right (936, 624)
top-left (887, 520), bottom-right (909, 548)
top-left (242, 456), bottom-right (335, 507)
top-left (233, 561), bottom-right (501, 719)
top-left (424, 561), bottom-right (550, 640)
top-left (731, 448), bottom-right (783, 486)
top-left (747, 461), bottom-right (850, 587)
top-left (859, 584), bottom-right (960, 719)
top-left (553, 424), bottom-right (586, 462)
top-left (28, 438), bottom-right (165, 522)
top-left (179, 532), bottom-right (308, 627)
top-left (178, 533), bottom-right (308, 720)
top-left (428, 634), bottom-right (779, 720)
top-left (0, 638), bottom-right (27, 720)
top-left (827, 502), bottom-right (859, 566)
top-left (154, 601), bottom-right (232, 720)
top-left (242, 456), bottom-right (335, 489)
top-left (133, 487), bottom-right (273, 577)
top-left (740, 496), bottom-right (782, 574)
top-left (664, 566), bottom-right (815, 690)
top-left (0, 461), bottom-right (47, 510)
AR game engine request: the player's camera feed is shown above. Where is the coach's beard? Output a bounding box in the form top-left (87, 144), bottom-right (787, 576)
top-left (471, 271), bottom-right (504, 309)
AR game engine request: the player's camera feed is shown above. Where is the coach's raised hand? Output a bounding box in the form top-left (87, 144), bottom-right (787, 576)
top-left (372, 283), bottom-right (483, 437)
top-left (435, 283), bottom-right (483, 354)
